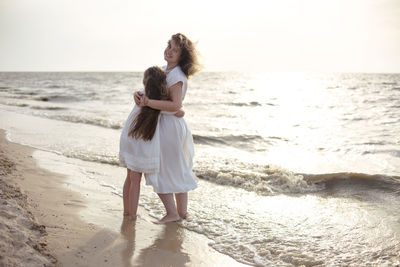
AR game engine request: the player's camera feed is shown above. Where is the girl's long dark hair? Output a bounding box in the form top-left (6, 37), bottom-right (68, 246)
top-left (128, 66), bottom-right (168, 141)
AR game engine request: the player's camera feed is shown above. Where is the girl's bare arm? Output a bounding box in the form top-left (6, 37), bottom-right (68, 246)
top-left (174, 109), bottom-right (185, 118)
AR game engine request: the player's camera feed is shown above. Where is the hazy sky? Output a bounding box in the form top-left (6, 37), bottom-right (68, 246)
top-left (1, 0), bottom-right (399, 72)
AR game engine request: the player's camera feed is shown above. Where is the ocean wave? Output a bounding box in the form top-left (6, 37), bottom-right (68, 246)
top-left (228, 101), bottom-right (262, 107)
top-left (0, 100), bottom-right (67, 111)
top-left (196, 166), bottom-right (400, 195)
top-left (60, 148), bottom-right (400, 196)
top-left (362, 149), bottom-right (400, 158)
top-left (0, 101), bottom-right (29, 108)
top-left (0, 102), bottom-right (122, 129)
top-left (194, 161), bottom-right (325, 195)
top-left (303, 172), bottom-right (400, 189)
top-left (1, 85), bottom-right (99, 102)
top-left (14, 90), bottom-right (37, 96)
top-left (33, 95), bottom-right (80, 102)
top-left (63, 151), bottom-right (120, 165)
top-left (0, 87), bottom-right (37, 96)
top-left (0, 94), bottom-right (27, 100)
top-left (50, 114), bottom-right (123, 129)
top-left (358, 141), bottom-right (388, 146)
top-left (193, 134), bottom-right (266, 146)
top-left (30, 105), bottom-right (67, 111)
top-left (62, 149), bottom-right (324, 195)
top-left (46, 85), bottom-right (64, 89)
top-left (193, 135), bottom-right (226, 145)
top-left (222, 101), bottom-right (276, 107)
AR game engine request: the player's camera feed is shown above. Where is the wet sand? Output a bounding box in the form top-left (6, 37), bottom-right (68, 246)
top-left (0, 130), bottom-right (247, 266)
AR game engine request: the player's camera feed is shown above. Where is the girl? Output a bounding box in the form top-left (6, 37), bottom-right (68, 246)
top-left (119, 66), bottom-right (169, 221)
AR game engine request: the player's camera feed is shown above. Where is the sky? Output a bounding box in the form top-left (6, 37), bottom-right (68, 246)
top-left (0, 0), bottom-right (399, 72)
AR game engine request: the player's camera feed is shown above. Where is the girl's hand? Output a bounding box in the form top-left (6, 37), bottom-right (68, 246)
top-left (174, 109), bottom-right (185, 118)
top-left (134, 91), bottom-right (143, 105)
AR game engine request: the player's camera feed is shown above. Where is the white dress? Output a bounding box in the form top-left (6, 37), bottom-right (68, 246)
top-left (119, 100), bottom-right (161, 173)
top-left (119, 66), bottom-right (197, 194)
top-left (145, 66), bottom-right (197, 193)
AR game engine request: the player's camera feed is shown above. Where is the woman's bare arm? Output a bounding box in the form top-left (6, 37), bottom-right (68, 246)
top-left (140, 82), bottom-right (183, 112)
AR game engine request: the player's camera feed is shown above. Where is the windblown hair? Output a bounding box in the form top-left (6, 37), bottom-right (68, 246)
top-left (171, 33), bottom-right (202, 78)
top-left (128, 66), bottom-right (168, 141)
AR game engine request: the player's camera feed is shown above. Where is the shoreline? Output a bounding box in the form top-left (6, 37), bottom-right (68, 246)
top-left (0, 129), bottom-right (248, 266)
top-left (0, 129), bottom-right (109, 266)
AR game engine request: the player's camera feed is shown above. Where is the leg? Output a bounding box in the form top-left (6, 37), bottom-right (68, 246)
top-left (175, 193), bottom-right (188, 219)
top-left (157, 193), bottom-right (180, 223)
top-left (123, 169), bottom-right (131, 216)
top-left (128, 171), bottom-right (142, 220)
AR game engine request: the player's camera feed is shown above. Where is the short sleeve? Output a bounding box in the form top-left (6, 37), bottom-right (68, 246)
top-left (166, 68), bottom-right (188, 98)
top-left (168, 70), bottom-right (185, 86)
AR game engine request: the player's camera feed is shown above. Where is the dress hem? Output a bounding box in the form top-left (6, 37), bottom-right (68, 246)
top-left (147, 184), bottom-right (198, 194)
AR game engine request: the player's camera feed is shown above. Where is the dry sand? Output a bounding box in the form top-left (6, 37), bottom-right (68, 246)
top-left (0, 146), bottom-right (56, 266)
top-left (0, 130), bottom-right (247, 267)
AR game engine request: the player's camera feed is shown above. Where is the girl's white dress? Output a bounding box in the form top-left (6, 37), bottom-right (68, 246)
top-left (119, 104), bottom-right (161, 173)
top-left (119, 66), bottom-right (197, 194)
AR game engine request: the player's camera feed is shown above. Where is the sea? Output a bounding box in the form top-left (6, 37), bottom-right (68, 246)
top-left (0, 71), bottom-right (399, 266)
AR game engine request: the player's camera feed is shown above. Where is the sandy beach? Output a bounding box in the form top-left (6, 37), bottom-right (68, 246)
top-left (0, 137), bottom-right (56, 266)
top-left (0, 129), bottom-right (247, 267)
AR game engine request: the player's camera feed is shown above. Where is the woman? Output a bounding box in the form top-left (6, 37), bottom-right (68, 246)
top-left (135, 33), bottom-right (201, 223)
top-left (119, 66), bottom-right (171, 221)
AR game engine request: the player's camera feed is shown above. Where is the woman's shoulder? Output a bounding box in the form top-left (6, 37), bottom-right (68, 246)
top-left (173, 66), bottom-right (187, 81)
top-left (168, 66), bottom-right (187, 82)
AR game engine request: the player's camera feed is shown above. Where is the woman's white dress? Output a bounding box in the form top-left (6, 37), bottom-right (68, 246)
top-left (119, 66), bottom-right (197, 194)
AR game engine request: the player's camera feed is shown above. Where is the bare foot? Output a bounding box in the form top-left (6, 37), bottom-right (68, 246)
top-left (154, 214), bottom-right (181, 224)
top-left (179, 213), bottom-right (187, 220)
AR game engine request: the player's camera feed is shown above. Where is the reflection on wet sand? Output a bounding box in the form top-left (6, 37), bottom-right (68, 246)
top-left (120, 218), bottom-right (137, 267)
top-left (120, 217), bottom-right (190, 267)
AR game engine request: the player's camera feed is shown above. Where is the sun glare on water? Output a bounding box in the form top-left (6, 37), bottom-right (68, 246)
top-left (241, 72), bottom-right (343, 172)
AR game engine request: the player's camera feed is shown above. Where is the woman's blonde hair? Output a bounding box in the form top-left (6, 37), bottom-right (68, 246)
top-left (128, 66), bottom-right (168, 141)
top-left (171, 33), bottom-right (202, 78)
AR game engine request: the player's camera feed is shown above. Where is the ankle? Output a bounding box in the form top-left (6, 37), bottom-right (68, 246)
top-left (166, 211), bottom-right (179, 217)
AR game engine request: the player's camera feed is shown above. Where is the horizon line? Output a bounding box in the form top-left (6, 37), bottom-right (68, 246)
top-left (1, 70), bottom-right (400, 74)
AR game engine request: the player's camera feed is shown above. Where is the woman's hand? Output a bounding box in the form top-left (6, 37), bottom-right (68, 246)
top-left (134, 91), bottom-right (143, 105)
top-left (174, 109), bottom-right (185, 118)
top-left (138, 95), bottom-right (149, 107)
